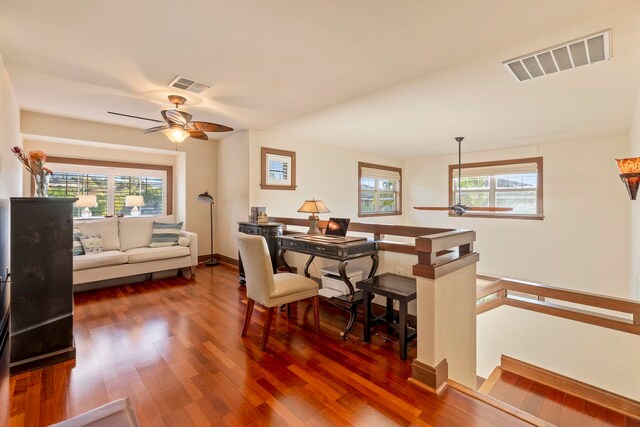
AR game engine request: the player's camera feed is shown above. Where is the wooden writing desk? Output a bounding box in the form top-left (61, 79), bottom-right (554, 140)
top-left (277, 234), bottom-right (379, 338)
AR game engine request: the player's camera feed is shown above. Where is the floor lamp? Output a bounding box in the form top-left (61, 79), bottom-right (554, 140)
top-left (197, 191), bottom-right (219, 266)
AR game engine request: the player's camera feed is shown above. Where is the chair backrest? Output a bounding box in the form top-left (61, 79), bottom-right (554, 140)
top-left (235, 233), bottom-right (275, 305)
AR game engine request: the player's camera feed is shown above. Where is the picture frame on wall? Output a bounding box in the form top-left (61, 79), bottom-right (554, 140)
top-left (260, 147), bottom-right (297, 190)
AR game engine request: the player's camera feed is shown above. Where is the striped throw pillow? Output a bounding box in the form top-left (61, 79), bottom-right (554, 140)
top-left (149, 222), bottom-right (183, 247)
top-left (72, 228), bottom-right (85, 256)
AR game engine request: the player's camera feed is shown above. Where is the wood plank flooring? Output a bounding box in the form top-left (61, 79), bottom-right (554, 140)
top-left (485, 368), bottom-right (640, 427)
top-left (3, 265), bottom-right (542, 426)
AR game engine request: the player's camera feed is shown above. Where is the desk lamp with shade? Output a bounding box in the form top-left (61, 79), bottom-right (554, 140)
top-left (125, 195), bottom-right (145, 216)
top-left (197, 190), bottom-right (218, 266)
top-left (297, 199), bottom-right (330, 234)
top-left (75, 195), bottom-right (98, 218)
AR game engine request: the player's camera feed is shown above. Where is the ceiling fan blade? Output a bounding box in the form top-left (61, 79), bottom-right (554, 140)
top-left (107, 111), bottom-right (163, 123)
top-left (465, 207), bottom-right (513, 212)
top-left (161, 108), bottom-right (192, 125)
top-left (413, 206), bottom-right (452, 211)
top-left (188, 130), bottom-right (208, 140)
top-left (143, 125), bottom-right (170, 134)
top-left (187, 121), bottom-right (234, 132)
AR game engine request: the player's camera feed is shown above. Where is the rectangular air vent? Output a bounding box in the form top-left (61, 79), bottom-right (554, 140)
top-left (503, 30), bottom-right (611, 82)
top-left (168, 75), bottom-right (210, 93)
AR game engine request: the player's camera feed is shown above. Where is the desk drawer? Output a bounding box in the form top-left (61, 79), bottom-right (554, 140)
top-left (306, 243), bottom-right (338, 255)
top-left (281, 239), bottom-right (305, 250)
top-left (239, 226), bottom-right (258, 235)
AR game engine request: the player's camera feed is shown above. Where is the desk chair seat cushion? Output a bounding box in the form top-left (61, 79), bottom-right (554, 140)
top-left (270, 273), bottom-right (318, 306)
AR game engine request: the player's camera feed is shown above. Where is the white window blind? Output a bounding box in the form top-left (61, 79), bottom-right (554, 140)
top-left (49, 163), bottom-right (167, 217)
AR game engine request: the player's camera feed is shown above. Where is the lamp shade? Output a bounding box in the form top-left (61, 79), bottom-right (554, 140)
top-left (75, 195), bottom-right (98, 208)
top-left (197, 191), bottom-right (214, 204)
top-left (297, 199), bottom-right (330, 214)
top-left (162, 125), bottom-right (190, 144)
top-left (616, 158), bottom-right (640, 200)
top-left (125, 195), bottom-right (145, 207)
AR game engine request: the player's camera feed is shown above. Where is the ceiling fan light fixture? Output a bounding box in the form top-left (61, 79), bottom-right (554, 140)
top-left (163, 125), bottom-right (190, 144)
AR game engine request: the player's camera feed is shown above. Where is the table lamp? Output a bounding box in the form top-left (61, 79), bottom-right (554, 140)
top-left (75, 195), bottom-right (98, 218)
top-left (125, 195), bottom-right (145, 216)
top-left (297, 199), bottom-right (330, 234)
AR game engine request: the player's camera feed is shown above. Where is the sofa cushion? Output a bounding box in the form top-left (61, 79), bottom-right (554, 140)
top-left (76, 217), bottom-right (120, 251)
top-left (126, 246), bottom-right (190, 264)
top-left (119, 217), bottom-right (154, 251)
top-left (149, 222), bottom-right (183, 247)
top-left (73, 250), bottom-right (128, 271)
top-left (72, 228), bottom-right (84, 256)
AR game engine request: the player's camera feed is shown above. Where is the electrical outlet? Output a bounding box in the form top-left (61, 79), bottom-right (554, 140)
top-left (395, 267), bottom-right (404, 274)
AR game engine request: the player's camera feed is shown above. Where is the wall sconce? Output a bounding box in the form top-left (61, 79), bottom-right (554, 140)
top-left (75, 195), bottom-right (98, 218)
top-left (616, 158), bottom-right (640, 200)
top-left (297, 199), bottom-right (330, 234)
top-left (125, 195), bottom-right (145, 216)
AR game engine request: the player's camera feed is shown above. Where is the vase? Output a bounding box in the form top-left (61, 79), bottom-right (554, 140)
top-left (34, 173), bottom-right (50, 197)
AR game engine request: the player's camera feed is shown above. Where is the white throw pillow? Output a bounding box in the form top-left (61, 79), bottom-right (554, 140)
top-left (76, 217), bottom-right (120, 251)
top-left (178, 236), bottom-right (190, 247)
top-left (118, 217), bottom-right (155, 251)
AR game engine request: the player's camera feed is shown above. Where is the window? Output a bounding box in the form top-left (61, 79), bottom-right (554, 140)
top-left (449, 157), bottom-right (543, 219)
top-left (45, 157), bottom-right (173, 217)
top-left (358, 162), bottom-right (402, 216)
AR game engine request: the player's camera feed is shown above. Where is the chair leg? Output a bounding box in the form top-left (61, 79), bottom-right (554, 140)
top-left (261, 307), bottom-right (275, 350)
top-left (312, 296), bottom-right (320, 333)
top-left (241, 299), bottom-right (255, 337)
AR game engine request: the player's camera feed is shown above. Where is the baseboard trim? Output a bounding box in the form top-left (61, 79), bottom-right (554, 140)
top-left (198, 254), bottom-right (239, 267)
top-left (500, 355), bottom-right (640, 420)
top-left (410, 358), bottom-right (448, 394)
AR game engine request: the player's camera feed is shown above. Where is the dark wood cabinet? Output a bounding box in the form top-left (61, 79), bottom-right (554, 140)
top-left (10, 197), bottom-right (76, 374)
top-left (237, 222), bottom-right (283, 283)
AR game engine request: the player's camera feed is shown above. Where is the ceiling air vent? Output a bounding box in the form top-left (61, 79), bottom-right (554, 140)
top-left (168, 75), bottom-right (210, 93)
top-left (503, 30), bottom-right (611, 82)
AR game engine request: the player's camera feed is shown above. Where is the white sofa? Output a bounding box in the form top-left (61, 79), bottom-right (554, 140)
top-left (72, 216), bottom-right (198, 290)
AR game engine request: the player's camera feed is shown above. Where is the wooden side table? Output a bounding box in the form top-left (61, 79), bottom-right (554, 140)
top-left (356, 273), bottom-right (417, 360)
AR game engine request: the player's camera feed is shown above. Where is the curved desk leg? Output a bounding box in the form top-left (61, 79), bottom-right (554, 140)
top-left (303, 255), bottom-right (315, 278)
top-left (338, 261), bottom-right (358, 339)
top-left (279, 249), bottom-right (291, 272)
top-left (368, 253), bottom-right (379, 278)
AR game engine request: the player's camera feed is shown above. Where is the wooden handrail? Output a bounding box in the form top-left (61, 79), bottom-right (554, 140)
top-left (268, 216), bottom-right (452, 255)
top-left (477, 277), bottom-right (640, 335)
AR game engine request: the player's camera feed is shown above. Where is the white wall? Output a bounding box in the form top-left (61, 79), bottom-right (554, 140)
top-left (0, 55), bottom-right (22, 198)
top-left (0, 53), bottom-right (22, 281)
top-left (405, 136), bottom-right (631, 298)
top-left (20, 111), bottom-right (217, 257)
top-left (216, 130), bottom-right (250, 259)
top-left (629, 87), bottom-right (640, 300)
top-left (478, 306), bottom-right (640, 401)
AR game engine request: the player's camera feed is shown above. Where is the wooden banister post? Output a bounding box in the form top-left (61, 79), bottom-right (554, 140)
top-left (410, 230), bottom-right (479, 394)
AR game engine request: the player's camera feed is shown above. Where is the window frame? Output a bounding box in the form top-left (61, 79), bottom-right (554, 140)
top-left (448, 157), bottom-right (543, 220)
top-left (358, 162), bottom-right (402, 217)
top-left (41, 157), bottom-right (173, 216)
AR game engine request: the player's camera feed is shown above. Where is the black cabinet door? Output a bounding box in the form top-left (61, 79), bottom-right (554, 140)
top-left (10, 197), bottom-right (76, 373)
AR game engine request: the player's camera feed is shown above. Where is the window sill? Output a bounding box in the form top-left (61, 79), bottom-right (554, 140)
top-left (358, 212), bottom-right (402, 218)
top-left (448, 213), bottom-right (544, 220)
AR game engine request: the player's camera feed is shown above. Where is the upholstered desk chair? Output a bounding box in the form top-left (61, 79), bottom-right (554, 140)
top-left (236, 233), bottom-right (320, 350)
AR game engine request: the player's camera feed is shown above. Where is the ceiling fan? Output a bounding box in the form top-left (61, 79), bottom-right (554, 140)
top-left (414, 137), bottom-right (513, 216)
top-left (108, 95), bottom-right (233, 144)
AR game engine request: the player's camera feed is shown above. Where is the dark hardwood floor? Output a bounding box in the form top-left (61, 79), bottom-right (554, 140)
top-left (1, 265), bottom-right (547, 426)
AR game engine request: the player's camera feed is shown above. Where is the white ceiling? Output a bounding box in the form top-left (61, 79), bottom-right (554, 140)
top-left (1, 0), bottom-right (639, 158)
